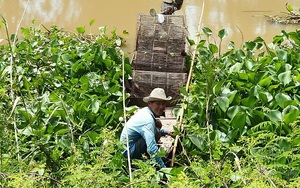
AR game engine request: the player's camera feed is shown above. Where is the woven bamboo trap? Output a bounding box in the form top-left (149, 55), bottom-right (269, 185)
top-left (131, 70), bottom-right (187, 99)
top-left (136, 25), bottom-right (185, 53)
top-left (133, 52), bottom-right (185, 73)
top-left (131, 14), bottom-right (187, 100)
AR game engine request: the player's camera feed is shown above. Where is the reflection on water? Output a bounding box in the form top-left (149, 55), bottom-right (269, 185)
top-left (18, 0), bottom-right (81, 23)
top-left (185, 0), bottom-right (299, 51)
top-left (184, 0), bottom-right (202, 41)
top-left (0, 0), bottom-right (299, 54)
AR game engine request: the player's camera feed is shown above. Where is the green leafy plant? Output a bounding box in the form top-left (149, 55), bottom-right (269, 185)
top-left (0, 19), bottom-right (132, 186)
top-left (176, 28), bottom-right (300, 187)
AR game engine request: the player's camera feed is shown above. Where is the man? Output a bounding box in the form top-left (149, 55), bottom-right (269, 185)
top-left (120, 88), bottom-right (173, 168)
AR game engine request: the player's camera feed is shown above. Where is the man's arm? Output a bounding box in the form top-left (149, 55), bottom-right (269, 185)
top-left (141, 124), bottom-right (166, 168)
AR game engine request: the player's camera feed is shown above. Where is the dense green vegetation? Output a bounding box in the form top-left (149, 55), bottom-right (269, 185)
top-left (0, 19), bottom-right (133, 187)
top-left (178, 28), bottom-right (300, 187)
top-left (0, 15), bottom-right (300, 187)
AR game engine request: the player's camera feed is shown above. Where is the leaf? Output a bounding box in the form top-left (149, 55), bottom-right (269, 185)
top-left (187, 38), bottom-right (195, 45)
top-left (241, 96), bottom-right (258, 107)
top-left (231, 174), bottom-right (241, 182)
top-left (189, 134), bottom-right (206, 150)
top-left (227, 129), bottom-right (239, 142)
top-left (116, 38), bottom-right (122, 46)
top-left (21, 27), bottom-right (30, 37)
top-left (227, 106), bottom-right (241, 120)
top-left (277, 156), bottom-right (286, 165)
top-left (209, 43), bottom-right (218, 54)
top-left (55, 128), bottom-right (69, 135)
top-left (258, 77), bottom-right (271, 87)
top-left (287, 4), bottom-right (294, 12)
top-left (86, 131), bottom-right (99, 143)
top-left (124, 63), bottom-right (132, 74)
top-left (159, 168), bottom-right (172, 174)
top-left (276, 49), bottom-right (288, 62)
top-left (244, 41), bottom-right (256, 51)
top-left (275, 93), bottom-right (291, 108)
top-left (20, 127), bottom-right (34, 136)
top-left (229, 63), bottom-right (243, 73)
top-left (253, 110), bottom-right (265, 120)
top-left (202, 27), bottom-right (212, 36)
top-left (126, 105), bottom-right (138, 114)
top-left (89, 19), bottom-right (95, 26)
top-left (282, 105), bottom-right (299, 124)
top-left (210, 130), bottom-right (228, 142)
top-left (238, 72), bottom-right (248, 80)
top-left (266, 110), bottom-right (282, 122)
top-left (226, 90), bottom-right (238, 104)
top-left (254, 36), bottom-right (264, 42)
top-left (278, 139), bottom-right (292, 151)
top-left (249, 85), bottom-right (260, 98)
top-left (59, 136), bottom-right (71, 149)
top-left (91, 99), bottom-right (100, 113)
top-left (100, 95), bottom-right (110, 103)
top-left (157, 147), bottom-right (167, 157)
top-left (259, 91), bottom-right (273, 103)
top-left (96, 115), bottom-right (106, 126)
top-left (236, 49), bottom-right (246, 60)
top-left (216, 96), bottom-right (229, 112)
top-left (288, 31), bottom-right (300, 44)
top-left (76, 26), bottom-right (85, 34)
top-left (218, 29), bottom-right (227, 39)
top-left (155, 172), bottom-right (164, 181)
top-left (170, 167), bottom-right (184, 175)
top-left (99, 26), bottom-right (107, 34)
top-left (213, 81), bottom-right (224, 95)
top-left (228, 41), bottom-right (235, 50)
top-left (278, 71), bottom-right (291, 86)
top-left (49, 92), bottom-right (61, 102)
top-left (10, 33), bottom-right (17, 42)
top-left (231, 112), bottom-right (246, 131)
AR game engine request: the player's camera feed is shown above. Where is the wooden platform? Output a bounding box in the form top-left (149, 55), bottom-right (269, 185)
top-left (158, 107), bottom-right (177, 155)
top-left (159, 117), bottom-right (176, 154)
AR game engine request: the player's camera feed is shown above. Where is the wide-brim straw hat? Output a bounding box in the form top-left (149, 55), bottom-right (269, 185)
top-left (143, 88), bottom-right (172, 102)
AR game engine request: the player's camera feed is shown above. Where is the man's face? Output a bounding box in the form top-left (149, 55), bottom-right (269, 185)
top-left (148, 101), bottom-right (166, 116)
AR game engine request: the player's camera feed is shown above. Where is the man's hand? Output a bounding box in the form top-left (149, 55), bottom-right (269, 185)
top-left (167, 131), bottom-right (176, 138)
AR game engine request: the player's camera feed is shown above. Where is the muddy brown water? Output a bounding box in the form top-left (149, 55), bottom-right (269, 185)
top-left (0, 0), bottom-right (299, 55)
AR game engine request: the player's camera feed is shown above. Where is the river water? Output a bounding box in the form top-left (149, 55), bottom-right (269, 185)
top-left (0, 0), bottom-right (299, 55)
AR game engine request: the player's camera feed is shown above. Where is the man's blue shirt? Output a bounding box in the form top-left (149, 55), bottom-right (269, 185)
top-left (120, 107), bottom-right (167, 168)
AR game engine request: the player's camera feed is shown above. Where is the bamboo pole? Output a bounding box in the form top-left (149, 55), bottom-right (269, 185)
top-left (170, 0), bottom-right (205, 167)
top-left (121, 51), bottom-right (133, 183)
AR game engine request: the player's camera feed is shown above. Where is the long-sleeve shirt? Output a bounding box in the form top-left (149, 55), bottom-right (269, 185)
top-left (120, 107), bottom-right (167, 168)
